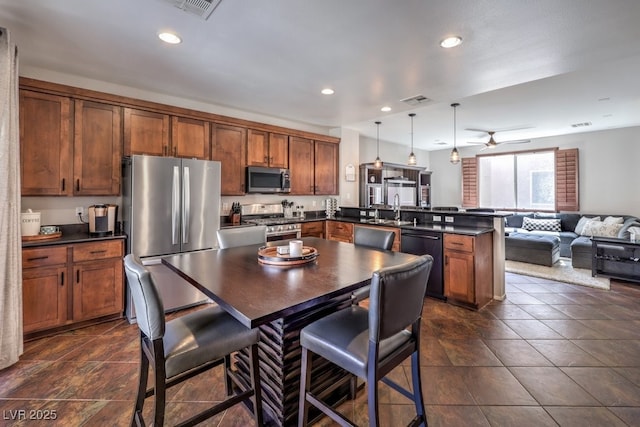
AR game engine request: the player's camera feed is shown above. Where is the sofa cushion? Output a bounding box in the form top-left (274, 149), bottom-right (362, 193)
top-left (522, 217), bottom-right (562, 232)
top-left (557, 213), bottom-right (581, 233)
top-left (603, 216), bottom-right (624, 225)
top-left (581, 220), bottom-right (623, 238)
top-left (575, 216), bottom-right (601, 235)
top-left (618, 218), bottom-right (640, 240)
top-left (505, 213), bottom-right (533, 229)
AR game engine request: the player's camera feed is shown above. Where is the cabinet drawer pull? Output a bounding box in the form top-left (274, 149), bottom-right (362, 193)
top-left (90, 250), bottom-right (107, 254)
top-left (76, 270), bottom-right (80, 283)
top-left (61, 178), bottom-right (65, 191)
top-left (60, 272), bottom-right (64, 286)
top-left (27, 256), bottom-right (49, 261)
top-left (451, 242), bottom-right (464, 245)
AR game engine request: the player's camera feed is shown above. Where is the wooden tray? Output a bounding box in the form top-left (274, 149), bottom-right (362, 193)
top-left (22, 232), bottom-right (62, 242)
top-left (257, 245), bottom-right (318, 266)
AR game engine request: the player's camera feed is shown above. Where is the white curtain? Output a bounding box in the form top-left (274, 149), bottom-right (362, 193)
top-left (0, 27), bottom-right (23, 370)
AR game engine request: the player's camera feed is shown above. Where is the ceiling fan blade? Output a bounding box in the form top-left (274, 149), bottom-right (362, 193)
top-left (466, 141), bottom-right (487, 145)
top-left (502, 139), bottom-right (531, 144)
top-left (465, 128), bottom-right (491, 133)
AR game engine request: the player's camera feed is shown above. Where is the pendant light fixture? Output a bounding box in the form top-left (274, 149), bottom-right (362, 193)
top-left (450, 103), bottom-right (461, 164)
top-left (373, 121), bottom-right (383, 169)
top-left (407, 113), bottom-right (417, 165)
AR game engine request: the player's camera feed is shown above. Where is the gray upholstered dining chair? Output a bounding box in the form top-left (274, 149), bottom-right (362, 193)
top-left (124, 254), bottom-right (264, 427)
top-left (351, 227), bottom-right (396, 304)
top-left (217, 225), bottom-right (267, 249)
top-left (298, 255), bottom-right (433, 427)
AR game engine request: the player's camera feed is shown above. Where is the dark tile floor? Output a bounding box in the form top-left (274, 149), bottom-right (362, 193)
top-left (1, 273), bottom-right (640, 426)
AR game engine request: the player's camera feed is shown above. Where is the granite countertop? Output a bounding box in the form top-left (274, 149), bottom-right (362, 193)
top-left (330, 216), bottom-right (493, 236)
top-left (21, 224), bottom-right (126, 248)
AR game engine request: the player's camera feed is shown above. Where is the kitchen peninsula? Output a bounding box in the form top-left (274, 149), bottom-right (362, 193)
top-left (306, 206), bottom-right (507, 306)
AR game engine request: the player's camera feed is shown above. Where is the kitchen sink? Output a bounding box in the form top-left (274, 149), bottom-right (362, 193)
top-left (365, 219), bottom-right (412, 226)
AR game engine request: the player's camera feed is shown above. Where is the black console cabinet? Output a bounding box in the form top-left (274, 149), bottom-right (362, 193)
top-left (591, 237), bottom-right (640, 283)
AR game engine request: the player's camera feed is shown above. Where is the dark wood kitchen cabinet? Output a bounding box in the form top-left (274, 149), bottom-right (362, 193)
top-left (212, 123), bottom-right (247, 195)
top-left (326, 220), bottom-right (353, 243)
top-left (20, 92), bottom-right (121, 196)
top-left (289, 136), bottom-right (315, 195)
top-left (247, 129), bottom-right (288, 168)
top-left (22, 246), bottom-right (69, 333)
top-left (22, 239), bottom-right (124, 339)
top-left (314, 140), bottom-right (339, 195)
top-left (443, 232), bottom-right (493, 310)
top-left (123, 107), bottom-right (170, 156)
top-left (301, 221), bottom-right (325, 238)
top-left (71, 240), bottom-right (124, 322)
top-left (73, 100), bottom-right (122, 196)
top-left (289, 137), bottom-right (339, 195)
top-left (19, 90), bottom-right (73, 196)
top-left (171, 116), bottom-right (211, 159)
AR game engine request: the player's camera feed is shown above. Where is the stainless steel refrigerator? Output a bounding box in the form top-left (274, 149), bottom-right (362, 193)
top-left (122, 155), bottom-right (221, 322)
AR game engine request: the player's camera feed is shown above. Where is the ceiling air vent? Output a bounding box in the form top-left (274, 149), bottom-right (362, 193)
top-left (161, 0), bottom-right (222, 20)
top-left (400, 94), bottom-right (430, 106)
top-left (571, 121), bottom-right (592, 128)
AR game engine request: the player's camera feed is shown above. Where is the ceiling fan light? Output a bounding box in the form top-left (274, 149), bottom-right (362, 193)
top-left (450, 147), bottom-right (460, 164)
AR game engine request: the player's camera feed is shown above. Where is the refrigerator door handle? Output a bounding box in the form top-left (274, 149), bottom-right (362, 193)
top-left (182, 166), bottom-right (190, 244)
top-left (172, 166), bottom-right (180, 245)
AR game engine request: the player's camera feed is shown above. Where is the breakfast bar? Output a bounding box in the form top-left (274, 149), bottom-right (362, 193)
top-left (162, 237), bottom-right (418, 426)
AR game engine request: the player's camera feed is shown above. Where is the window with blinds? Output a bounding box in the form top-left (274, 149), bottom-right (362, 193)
top-left (461, 148), bottom-right (579, 211)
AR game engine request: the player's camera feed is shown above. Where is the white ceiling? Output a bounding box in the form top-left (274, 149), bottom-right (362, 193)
top-left (2, 0), bottom-right (640, 150)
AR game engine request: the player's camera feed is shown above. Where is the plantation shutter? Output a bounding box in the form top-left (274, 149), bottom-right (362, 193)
top-left (555, 148), bottom-right (579, 211)
top-left (461, 156), bottom-right (478, 208)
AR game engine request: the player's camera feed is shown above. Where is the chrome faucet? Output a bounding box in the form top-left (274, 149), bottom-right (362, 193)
top-left (393, 193), bottom-right (400, 221)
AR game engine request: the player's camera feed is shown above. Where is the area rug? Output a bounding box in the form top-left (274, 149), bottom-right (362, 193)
top-left (505, 258), bottom-right (610, 290)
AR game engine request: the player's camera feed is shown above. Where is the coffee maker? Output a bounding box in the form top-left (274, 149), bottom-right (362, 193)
top-left (88, 204), bottom-right (117, 236)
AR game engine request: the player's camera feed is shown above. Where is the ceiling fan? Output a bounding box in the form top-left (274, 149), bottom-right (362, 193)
top-left (466, 129), bottom-right (530, 149)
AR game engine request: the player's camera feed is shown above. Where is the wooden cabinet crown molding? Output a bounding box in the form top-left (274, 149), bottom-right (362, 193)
top-left (19, 77), bottom-right (340, 144)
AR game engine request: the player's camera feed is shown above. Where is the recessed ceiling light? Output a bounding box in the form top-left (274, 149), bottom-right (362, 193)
top-left (158, 32), bottom-right (182, 44)
top-left (380, 106), bottom-right (392, 112)
top-left (321, 88), bottom-right (335, 95)
top-left (440, 36), bottom-right (462, 48)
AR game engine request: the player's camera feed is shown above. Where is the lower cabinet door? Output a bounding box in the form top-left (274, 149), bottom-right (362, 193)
top-left (73, 258), bottom-right (124, 321)
top-left (22, 266), bottom-right (68, 333)
top-left (444, 250), bottom-right (475, 304)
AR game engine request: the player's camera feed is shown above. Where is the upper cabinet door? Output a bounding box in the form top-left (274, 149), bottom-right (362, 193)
top-left (268, 133), bottom-right (289, 168)
top-left (314, 141), bottom-right (339, 195)
top-left (247, 129), bottom-right (269, 167)
top-left (73, 100), bottom-right (122, 196)
top-left (20, 90), bottom-right (73, 196)
top-left (171, 116), bottom-right (210, 159)
top-left (247, 130), bottom-right (288, 168)
top-left (289, 136), bottom-right (314, 195)
top-left (211, 123), bottom-right (247, 195)
top-left (123, 108), bottom-right (170, 156)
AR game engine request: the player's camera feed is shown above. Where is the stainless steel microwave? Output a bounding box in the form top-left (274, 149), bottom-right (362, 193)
top-left (246, 166), bottom-right (291, 193)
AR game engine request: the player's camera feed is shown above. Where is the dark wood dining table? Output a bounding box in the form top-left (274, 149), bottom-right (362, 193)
top-left (162, 237), bottom-right (419, 426)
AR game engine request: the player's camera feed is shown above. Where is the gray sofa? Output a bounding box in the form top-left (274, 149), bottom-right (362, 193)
top-left (504, 212), bottom-right (639, 268)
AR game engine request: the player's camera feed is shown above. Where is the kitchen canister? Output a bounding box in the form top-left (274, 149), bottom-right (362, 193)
top-left (21, 209), bottom-right (41, 236)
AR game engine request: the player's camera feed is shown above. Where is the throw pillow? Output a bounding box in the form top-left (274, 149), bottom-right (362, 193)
top-left (603, 216), bottom-right (624, 225)
top-left (581, 221), bottom-right (623, 238)
top-left (618, 219), bottom-right (640, 239)
top-left (574, 216), bottom-right (600, 235)
top-left (522, 217), bottom-right (562, 232)
top-left (628, 226), bottom-right (640, 241)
